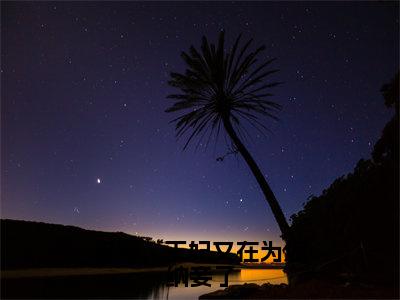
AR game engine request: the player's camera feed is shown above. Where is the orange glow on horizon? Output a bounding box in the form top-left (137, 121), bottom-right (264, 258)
top-left (240, 269), bottom-right (288, 284)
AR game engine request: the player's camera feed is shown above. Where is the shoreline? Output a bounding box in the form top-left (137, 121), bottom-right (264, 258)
top-left (1, 263), bottom-right (241, 279)
top-left (1, 263), bottom-right (284, 279)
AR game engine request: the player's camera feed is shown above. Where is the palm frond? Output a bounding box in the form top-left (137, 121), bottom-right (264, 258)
top-left (166, 31), bottom-right (282, 149)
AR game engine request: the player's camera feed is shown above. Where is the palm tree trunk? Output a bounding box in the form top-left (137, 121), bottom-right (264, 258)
top-left (222, 116), bottom-right (290, 239)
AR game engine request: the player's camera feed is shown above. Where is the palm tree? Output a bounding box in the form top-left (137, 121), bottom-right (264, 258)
top-left (165, 31), bottom-right (290, 239)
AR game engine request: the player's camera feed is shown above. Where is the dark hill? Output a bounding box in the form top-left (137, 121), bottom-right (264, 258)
top-left (1, 219), bottom-right (240, 269)
top-left (285, 73), bottom-right (399, 289)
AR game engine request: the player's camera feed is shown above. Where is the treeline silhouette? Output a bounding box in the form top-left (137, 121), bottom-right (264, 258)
top-left (1, 219), bottom-right (240, 269)
top-left (285, 73), bottom-right (399, 289)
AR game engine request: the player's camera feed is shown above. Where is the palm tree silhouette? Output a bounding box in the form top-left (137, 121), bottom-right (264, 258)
top-left (165, 31), bottom-right (290, 238)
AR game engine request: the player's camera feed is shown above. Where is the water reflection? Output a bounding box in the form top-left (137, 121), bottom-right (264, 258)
top-left (2, 268), bottom-right (287, 299)
top-left (158, 268), bottom-right (287, 300)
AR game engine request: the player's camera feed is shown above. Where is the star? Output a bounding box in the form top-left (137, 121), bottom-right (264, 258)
top-left (97, 178), bottom-right (101, 184)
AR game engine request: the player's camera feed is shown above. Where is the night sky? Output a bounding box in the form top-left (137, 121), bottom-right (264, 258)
top-left (2, 2), bottom-right (398, 247)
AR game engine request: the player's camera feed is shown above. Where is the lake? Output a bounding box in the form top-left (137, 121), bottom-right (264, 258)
top-left (2, 266), bottom-right (288, 299)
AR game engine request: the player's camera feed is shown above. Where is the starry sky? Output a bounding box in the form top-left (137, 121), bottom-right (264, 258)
top-left (1, 2), bottom-right (398, 248)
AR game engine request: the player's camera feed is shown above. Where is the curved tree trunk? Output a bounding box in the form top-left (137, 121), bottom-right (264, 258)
top-left (223, 116), bottom-right (290, 239)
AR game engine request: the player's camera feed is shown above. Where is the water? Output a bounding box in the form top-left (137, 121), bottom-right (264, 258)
top-left (2, 267), bottom-right (287, 299)
top-left (152, 268), bottom-right (288, 299)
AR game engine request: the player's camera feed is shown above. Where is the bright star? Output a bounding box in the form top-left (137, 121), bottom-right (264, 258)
top-left (97, 178), bottom-right (101, 184)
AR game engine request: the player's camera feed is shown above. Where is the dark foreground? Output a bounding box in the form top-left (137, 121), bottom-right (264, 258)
top-left (2, 271), bottom-right (169, 299)
top-left (199, 280), bottom-right (398, 299)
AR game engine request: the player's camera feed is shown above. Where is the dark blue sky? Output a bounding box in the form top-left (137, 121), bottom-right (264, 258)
top-left (1, 2), bottom-right (398, 246)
